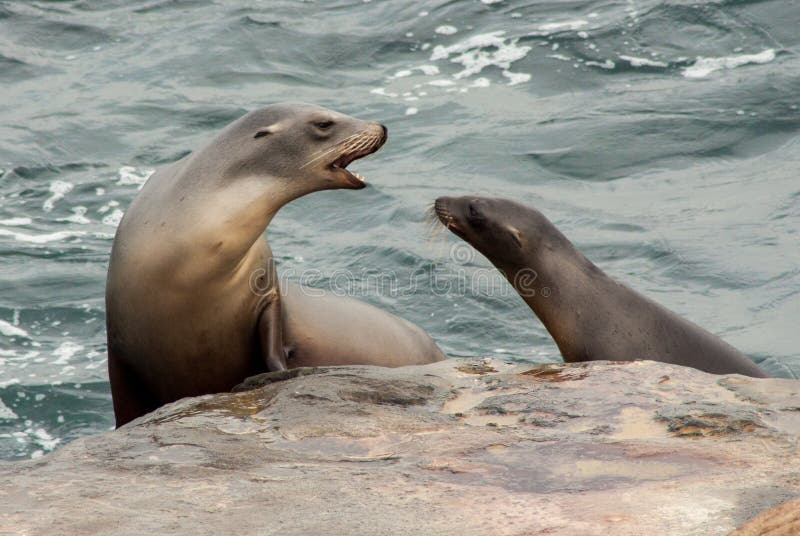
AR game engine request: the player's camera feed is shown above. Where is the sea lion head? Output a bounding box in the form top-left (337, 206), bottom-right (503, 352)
top-left (210, 102), bottom-right (387, 191)
top-left (434, 196), bottom-right (567, 273)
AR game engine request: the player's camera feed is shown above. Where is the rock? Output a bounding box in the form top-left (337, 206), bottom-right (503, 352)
top-left (1, 359), bottom-right (799, 535)
top-left (729, 498), bottom-right (800, 536)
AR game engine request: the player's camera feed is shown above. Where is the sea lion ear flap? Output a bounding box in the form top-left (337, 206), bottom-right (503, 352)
top-left (507, 225), bottom-right (523, 248)
top-left (254, 122), bottom-right (285, 139)
top-left (254, 126), bottom-right (275, 139)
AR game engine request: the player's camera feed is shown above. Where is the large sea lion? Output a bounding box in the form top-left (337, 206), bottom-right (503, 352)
top-left (434, 196), bottom-right (768, 378)
top-left (106, 103), bottom-right (403, 427)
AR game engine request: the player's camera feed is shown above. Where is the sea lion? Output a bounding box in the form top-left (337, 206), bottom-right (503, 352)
top-left (107, 103), bottom-right (389, 427)
top-left (280, 281), bottom-right (446, 368)
top-left (434, 196), bottom-right (768, 378)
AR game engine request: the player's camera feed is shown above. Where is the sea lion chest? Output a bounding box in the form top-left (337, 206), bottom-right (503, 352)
top-left (106, 221), bottom-right (274, 401)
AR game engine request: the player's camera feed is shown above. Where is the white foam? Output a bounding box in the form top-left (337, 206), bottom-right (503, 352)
top-left (370, 87), bottom-right (399, 98)
top-left (42, 180), bottom-right (73, 212)
top-left (619, 55), bottom-right (668, 68)
top-left (370, 32), bottom-right (530, 102)
top-left (430, 31), bottom-right (531, 80)
top-left (405, 107), bottom-right (419, 116)
top-left (62, 206), bottom-right (91, 225)
top-left (536, 20), bottom-right (588, 34)
top-left (102, 208), bottom-right (125, 227)
top-left (0, 319), bottom-right (29, 339)
top-left (586, 59), bottom-right (615, 70)
top-left (417, 65), bottom-right (440, 75)
top-left (502, 71), bottom-right (531, 85)
top-left (52, 341), bottom-right (83, 365)
top-left (0, 399), bottom-right (17, 420)
top-left (435, 25), bottom-right (458, 36)
top-left (117, 166), bottom-right (154, 189)
top-left (430, 32), bottom-right (506, 61)
top-left (0, 217), bottom-right (32, 226)
top-left (480, 0), bottom-right (503, 3)
top-left (683, 49), bottom-right (775, 79)
top-left (30, 427), bottom-right (60, 451)
top-left (0, 229), bottom-right (86, 244)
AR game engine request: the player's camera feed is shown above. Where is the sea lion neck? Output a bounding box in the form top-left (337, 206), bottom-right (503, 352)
top-left (500, 244), bottom-right (604, 359)
top-left (166, 169), bottom-right (303, 272)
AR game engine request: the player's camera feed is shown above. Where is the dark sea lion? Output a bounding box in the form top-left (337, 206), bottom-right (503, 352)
top-left (107, 103), bottom-right (390, 427)
top-left (434, 196), bottom-right (768, 378)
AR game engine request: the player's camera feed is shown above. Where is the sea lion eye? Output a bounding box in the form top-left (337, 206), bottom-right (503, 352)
top-left (313, 120), bottom-right (334, 129)
top-left (254, 128), bottom-right (271, 139)
top-left (468, 201), bottom-right (484, 220)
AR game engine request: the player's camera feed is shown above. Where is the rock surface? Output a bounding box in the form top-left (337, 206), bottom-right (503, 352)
top-left (1, 359), bottom-right (799, 535)
top-left (729, 498), bottom-right (800, 536)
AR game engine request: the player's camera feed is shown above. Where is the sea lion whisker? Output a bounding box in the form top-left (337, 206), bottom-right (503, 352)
top-left (423, 218), bottom-right (441, 239)
top-left (299, 131), bottom-right (371, 168)
top-left (299, 146), bottom-right (344, 169)
top-left (434, 227), bottom-right (449, 260)
top-left (423, 218), bottom-right (450, 261)
top-left (326, 132), bottom-right (380, 167)
top-left (306, 130), bottom-right (364, 157)
top-left (330, 138), bottom-right (370, 161)
top-left (345, 133), bottom-right (374, 151)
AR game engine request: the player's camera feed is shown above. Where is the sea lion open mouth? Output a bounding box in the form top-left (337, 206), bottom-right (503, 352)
top-left (328, 128), bottom-right (387, 188)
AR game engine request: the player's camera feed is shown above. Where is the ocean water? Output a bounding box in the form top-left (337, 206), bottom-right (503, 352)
top-left (1, 0), bottom-right (798, 460)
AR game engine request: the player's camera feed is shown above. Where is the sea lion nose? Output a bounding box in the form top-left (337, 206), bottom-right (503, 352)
top-left (434, 197), bottom-right (452, 220)
top-left (380, 124), bottom-right (388, 139)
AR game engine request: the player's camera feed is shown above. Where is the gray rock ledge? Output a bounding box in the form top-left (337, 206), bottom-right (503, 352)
top-left (2, 359), bottom-right (799, 535)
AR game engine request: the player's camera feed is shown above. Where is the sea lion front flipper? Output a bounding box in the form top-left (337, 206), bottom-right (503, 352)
top-left (258, 291), bottom-right (288, 372)
top-left (108, 350), bottom-right (159, 428)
